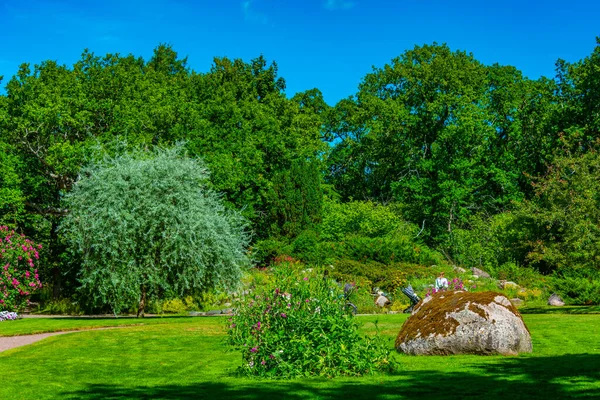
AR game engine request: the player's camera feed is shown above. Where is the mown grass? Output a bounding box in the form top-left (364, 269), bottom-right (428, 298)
top-left (0, 315), bottom-right (196, 337)
top-left (1, 313), bottom-right (599, 399)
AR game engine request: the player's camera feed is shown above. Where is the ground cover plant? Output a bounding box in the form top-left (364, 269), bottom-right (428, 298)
top-left (0, 313), bottom-right (599, 399)
top-left (228, 265), bottom-right (396, 378)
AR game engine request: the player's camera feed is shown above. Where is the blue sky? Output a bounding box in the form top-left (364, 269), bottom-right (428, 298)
top-left (1, 0), bottom-right (598, 105)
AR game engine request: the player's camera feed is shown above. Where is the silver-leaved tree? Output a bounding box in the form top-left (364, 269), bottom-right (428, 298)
top-left (61, 145), bottom-right (250, 316)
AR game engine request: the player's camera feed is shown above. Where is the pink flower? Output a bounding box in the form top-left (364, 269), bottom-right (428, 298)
top-left (261, 360), bottom-right (266, 365)
top-left (280, 313), bottom-right (287, 318)
top-left (250, 347), bottom-right (258, 353)
top-left (303, 277), bottom-right (308, 281)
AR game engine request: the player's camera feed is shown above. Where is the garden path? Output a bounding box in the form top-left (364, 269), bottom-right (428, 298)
top-left (0, 326), bottom-right (124, 353)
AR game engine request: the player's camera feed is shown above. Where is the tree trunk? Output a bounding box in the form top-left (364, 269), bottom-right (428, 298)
top-left (50, 220), bottom-right (62, 299)
top-left (137, 285), bottom-right (146, 318)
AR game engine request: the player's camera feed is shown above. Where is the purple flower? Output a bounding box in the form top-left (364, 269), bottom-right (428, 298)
top-left (261, 360), bottom-right (266, 365)
top-left (280, 313), bottom-right (287, 318)
top-left (303, 277), bottom-right (308, 281)
top-left (250, 347), bottom-right (258, 353)
top-left (256, 321), bottom-right (261, 330)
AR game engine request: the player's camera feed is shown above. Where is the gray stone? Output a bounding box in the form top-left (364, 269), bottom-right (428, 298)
top-left (548, 294), bottom-right (565, 306)
top-left (206, 309), bottom-right (222, 315)
top-left (509, 298), bottom-right (524, 306)
top-left (498, 281), bottom-right (520, 290)
top-left (375, 295), bottom-right (390, 308)
top-left (471, 267), bottom-right (491, 279)
top-left (188, 311), bottom-right (206, 317)
top-left (395, 291), bottom-right (532, 356)
top-left (453, 266), bottom-right (467, 273)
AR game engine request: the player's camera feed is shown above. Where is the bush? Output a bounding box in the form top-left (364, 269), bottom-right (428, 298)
top-left (61, 145), bottom-right (250, 316)
top-left (0, 226), bottom-right (43, 311)
top-left (321, 199), bottom-right (414, 241)
top-left (550, 273), bottom-right (600, 305)
top-left (332, 259), bottom-right (431, 293)
top-left (227, 266), bottom-right (397, 378)
top-left (336, 234), bottom-right (444, 266)
top-left (161, 298), bottom-right (189, 314)
top-left (251, 239), bottom-right (291, 267)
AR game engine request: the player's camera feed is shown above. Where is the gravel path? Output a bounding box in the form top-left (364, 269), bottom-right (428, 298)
top-left (0, 327), bottom-right (123, 353)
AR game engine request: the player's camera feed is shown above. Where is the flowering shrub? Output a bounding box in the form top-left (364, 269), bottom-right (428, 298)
top-left (0, 226), bottom-right (43, 311)
top-left (0, 311), bottom-right (19, 321)
top-left (426, 277), bottom-right (465, 297)
top-left (227, 266), bottom-right (397, 378)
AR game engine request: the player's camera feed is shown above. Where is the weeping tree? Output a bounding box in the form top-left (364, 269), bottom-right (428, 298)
top-left (61, 145), bottom-right (251, 316)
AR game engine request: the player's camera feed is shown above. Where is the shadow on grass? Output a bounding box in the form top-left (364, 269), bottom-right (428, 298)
top-left (520, 305), bottom-right (600, 314)
top-left (64, 354), bottom-right (600, 399)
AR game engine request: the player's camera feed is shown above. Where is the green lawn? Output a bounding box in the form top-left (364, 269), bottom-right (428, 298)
top-left (1, 314), bottom-right (599, 399)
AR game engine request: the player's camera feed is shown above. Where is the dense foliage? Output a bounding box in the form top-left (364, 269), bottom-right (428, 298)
top-left (227, 266), bottom-right (396, 378)
top-left (0, 37), bottom-right (599, 309)
top-left (61, 146), bottom-right (250, 315)
top-left (0, 226), bottom-right (43, 311)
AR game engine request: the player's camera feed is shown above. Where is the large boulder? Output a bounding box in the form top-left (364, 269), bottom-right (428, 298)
top-left (395, 291), bottom-right (532, 356)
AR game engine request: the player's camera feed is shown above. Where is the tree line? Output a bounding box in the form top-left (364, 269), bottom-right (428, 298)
top-left (0, 39), bottom-right (599, 305)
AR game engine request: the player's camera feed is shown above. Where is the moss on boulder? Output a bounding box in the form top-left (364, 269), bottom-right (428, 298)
top-left (396, 291), bottom-right (532, 356)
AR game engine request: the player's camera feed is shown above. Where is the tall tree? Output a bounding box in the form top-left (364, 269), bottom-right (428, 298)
top-left (326, 44), bottom-right (526, 241)
top-left (61, 146), bottom-right (250, 316)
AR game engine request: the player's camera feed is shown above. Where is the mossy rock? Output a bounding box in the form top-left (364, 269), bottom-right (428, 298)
top-left (395, 291), bottom-right (532, 356)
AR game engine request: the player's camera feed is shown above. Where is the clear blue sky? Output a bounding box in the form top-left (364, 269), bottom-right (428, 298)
top-left (1, 0), bottom-right (598, 105)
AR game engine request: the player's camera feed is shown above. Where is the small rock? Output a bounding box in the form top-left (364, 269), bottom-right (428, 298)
top-left (453, 266), bottom-right (467, 273)
top-left (548, 294), bottom-right (565, 306)
top-left (510, 298), bottom-right (524, 306)
top-left (222, 308), bottom-right (233, 314)
top-left (223, 302), bottom-right (232, 307)
top-left (188, 311), bottom-right (206, 317)
top-left (471, 267), bottom-right (491, 279)
top-left (206, 309), bottom-right (222, 315)
top-left (498, 281), bottom-right (519, 290)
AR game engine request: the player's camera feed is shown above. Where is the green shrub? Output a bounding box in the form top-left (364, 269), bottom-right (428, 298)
top-left (488, 261), bottom-right (547, 289)
top-left (161, 298), bottom-right (189, 314)
top-left (550, 273), bottom-right (600, 305)
top-left (251, 239), bottom-right (291, 267)
top-left (332, 259), bottom-right (432, 293)
top-left (321, 199), bottom-right (414, 241)
top-left (336, 234), bottom-right (443, 265)
top-left (291, 230), bottom-right (326, 265)
top-left (61, 145), bottom-right (250, 316)
top-left (227, 266), bottom-right (397, 378)
top-left (37, 299), bottom-right (83, 315)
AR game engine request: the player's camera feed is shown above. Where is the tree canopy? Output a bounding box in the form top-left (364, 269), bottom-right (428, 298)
top-left (61, 145), bottom-right (250, 316)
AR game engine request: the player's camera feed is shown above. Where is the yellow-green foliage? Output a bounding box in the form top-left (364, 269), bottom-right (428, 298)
top-left (162, 298), bottom-right (189, 314)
